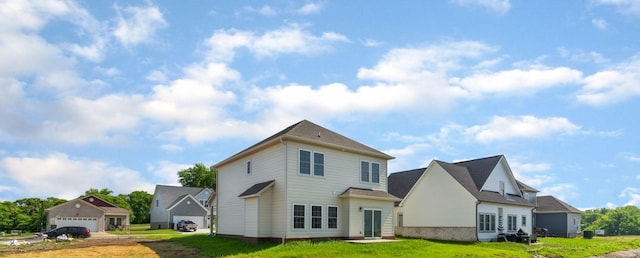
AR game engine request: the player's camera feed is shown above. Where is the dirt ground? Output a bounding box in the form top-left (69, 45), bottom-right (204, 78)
top-left (0, 238), bottom-right (200, 258)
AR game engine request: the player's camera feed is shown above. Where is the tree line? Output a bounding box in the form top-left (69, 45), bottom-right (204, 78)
top-left (0, 163), bottom-right (216, 233)
top-left (582, 206), bottom-right (640, 236)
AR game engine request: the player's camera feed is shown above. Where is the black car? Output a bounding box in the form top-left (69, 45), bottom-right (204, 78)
top-left (42, 226), bottom-right (91, 239)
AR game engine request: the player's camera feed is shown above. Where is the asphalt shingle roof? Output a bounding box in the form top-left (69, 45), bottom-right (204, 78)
top-left (238, 180), bottom-right (275, 198)
top-left (536, 195), bottom-right (583, 213)
top-left (214, 120), bottom-right (393, 168)
top-left (154, 185), bottom-right (211, 209)
top-left (388, 167), bottom-right (426, 205)
top-left (338, 187), bottom-right (401, 201)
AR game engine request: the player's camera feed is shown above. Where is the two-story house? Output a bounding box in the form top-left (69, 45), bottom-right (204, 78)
top-left (389, 155), bottom-right (536, 242)
top-left (150, 185), bottom-right (214, 230)
top-left (213, 120), bottom-right (400, 242)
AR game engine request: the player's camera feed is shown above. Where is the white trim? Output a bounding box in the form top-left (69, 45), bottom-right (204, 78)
top-left (292, 203), bottom-right (306, 230)
top-left (310, 204), bottom-right (323, 230)
top-left (298, 149), bottom-right (312, 176)
top-left (359, 160), bottom-right (381, 184)
top-left (298, 148), bottom-right (325, 177)
top-left (327, 205), bottom-right (339, 230)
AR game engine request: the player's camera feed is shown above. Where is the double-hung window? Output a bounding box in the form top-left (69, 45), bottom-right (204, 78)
top-left (299, 149), bottom-right (324, 176)
top-left (311, 205), bottom-right (322, 229)
top-left (507, 214), bottom-right (517, 231)
top-left (293, 204), bottom-right (305, 229)
top-left (479, 213), bottom-right (496, 232)
top-left (327, 206), bottom-right (338, 229)
top-left (360, 160), bottom-right (380, 184)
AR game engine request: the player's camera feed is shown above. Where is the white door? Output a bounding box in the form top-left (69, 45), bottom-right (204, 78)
top-left (172, 216), bottom-right (205, 229)
top-left (55, 217), bottom-right (98, 232)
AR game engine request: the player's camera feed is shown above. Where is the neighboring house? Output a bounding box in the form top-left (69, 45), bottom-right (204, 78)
top-left (45, 195), bottom-right (130, 232)
top-left (213, 120), bottom-right (400, 242)
top-left (535, 195), bottom-right (583, 237)
top-left (389, 155), bottom-right (536, 242)
top-left (150, 185), bottom-right (214, 230)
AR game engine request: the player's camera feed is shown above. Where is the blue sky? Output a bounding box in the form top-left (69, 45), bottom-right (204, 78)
top-left (0, 0), bottom-right (639, 210)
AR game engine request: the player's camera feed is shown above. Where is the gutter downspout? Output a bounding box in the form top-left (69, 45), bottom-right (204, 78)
top-left (476, 201), bottom-right (481, 242)
top-left (282, 138), bottom-right (288, 244)
top-left (213, 167), bottom-right (219, 237)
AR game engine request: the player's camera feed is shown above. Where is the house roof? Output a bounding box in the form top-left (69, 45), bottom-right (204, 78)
top-left (388, 167), bottom-right (426, 205)
top-left (516, 180), bottom-right (539, 193)
top-left (338, 187), bottom-right (401, 202)
top-left (45, 195), bottom-right (130, 215)
top-left (435, 156), bottom-right (535, 207)
top-left (239, 180), bottom-right (275, 198)
top-left (214, 120), bottom-right (394, 168)
top-left (153, 185), bottom-right (214, 209)
top-left (167, 194), bottom-right (208, 212)
top-left (536, 195), bottom-right (583, 214)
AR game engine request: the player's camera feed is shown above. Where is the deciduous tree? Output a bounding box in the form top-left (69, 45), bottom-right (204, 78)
top-left (177, 163), bottom-right (216, 190)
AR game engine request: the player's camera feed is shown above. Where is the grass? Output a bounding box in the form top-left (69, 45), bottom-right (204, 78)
top-left (106, 224), bottom-right (181, 236)
top-left (169, 235), bottom-right (640, 257)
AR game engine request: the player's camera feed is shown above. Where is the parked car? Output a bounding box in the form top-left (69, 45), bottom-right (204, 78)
top-left (40, 226), bottom-right (91, 239)
top-left (176, 220), bottom-right (198, 232)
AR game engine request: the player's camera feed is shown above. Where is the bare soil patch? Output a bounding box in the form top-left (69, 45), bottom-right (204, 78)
top-left (0, 238), bottom-right (199, 258)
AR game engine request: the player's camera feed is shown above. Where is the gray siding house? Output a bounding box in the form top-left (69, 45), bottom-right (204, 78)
top-left (535, 195), bottom-right (583, 237)
top-left (150, 185), bottom-right (214, 230)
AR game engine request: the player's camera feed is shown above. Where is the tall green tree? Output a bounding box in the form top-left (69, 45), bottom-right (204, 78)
top-left (178, 163), bottom-right (216, 190)
top-left (125, 191), bottom-right (153, 224)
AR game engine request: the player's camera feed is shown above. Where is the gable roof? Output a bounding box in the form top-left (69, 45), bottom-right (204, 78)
top-left (167, 194), bottom-right (208, 212)
top-left (338, 187), bottom-right (401, 202)
top-left (435, 156), bottom-right (534, 207)
top-left (516, 180), bottom-right (539, 193)
top-left (214, 120), bottom-right (394, 168)
top-left (388, 167), bottom-right (426, 205)
top-left (153, 185), bottom-right (213, 209)
top-left (239, 180), bottom-right (275, 198)
top-left (45, 195), bottom-right (130, 215)
top-left (536, 195), bottom-right (583, 214)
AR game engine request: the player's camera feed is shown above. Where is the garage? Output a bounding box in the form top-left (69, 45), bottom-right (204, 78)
top-left (55, 217), bottom-right (99, 232)
top-left (173, 216), bottom-right (206, 230)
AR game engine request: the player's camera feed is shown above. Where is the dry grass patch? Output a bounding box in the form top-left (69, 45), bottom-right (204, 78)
top-left (1, 238), bottom-right (199, 258)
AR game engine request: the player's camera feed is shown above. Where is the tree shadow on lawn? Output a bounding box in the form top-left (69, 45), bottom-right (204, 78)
top-left (167, 235), bottom-right (278, 257)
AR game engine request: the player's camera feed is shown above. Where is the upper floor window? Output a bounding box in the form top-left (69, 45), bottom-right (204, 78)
top-left (247, 160), bottom-right (251, 175)
top-left (360, 160), bottom-right (380, 184)
top-left (299, 149), bottom-right (324, 176)
top-left (499, 181), bottom-right (505, 196)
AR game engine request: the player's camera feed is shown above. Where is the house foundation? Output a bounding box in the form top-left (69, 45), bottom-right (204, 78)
top-left (396, 226), bottom-right (477, 242)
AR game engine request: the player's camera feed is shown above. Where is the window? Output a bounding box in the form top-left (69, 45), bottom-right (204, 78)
top-left (328, 206), bottom-right (338, 229)
top-left (311, 205), bottom-right (322, 229)
top-left (371, 163), bottom-right (380, 183)
top-left (299, 150), bottom-right (311, 175)
top-left (360, 160), bottom-right (381, 184)
top-left (522, 215), bottom-right (526, 227)
top-left (293, 204), bottom-right (305, 229)
top-left (314, 152), bottom-right (324, 176)
top-left (299, 149), bottom-right (324, 176)
top-left (499, 181), bottom-right (505, 196)
top-left (247, 160), bottom-right (251, 175)
top-left (507, 214), bottom-right (517, 231)
top-left (479, 213), bottom-right (496, 232)
top-left (360, 161), bottom-right (369, 182)
top-left (398, 213), bottom-right (404, 227)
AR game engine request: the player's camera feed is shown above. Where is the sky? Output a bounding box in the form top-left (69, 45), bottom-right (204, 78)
top-left (0, 0), bottom-right (639, 210)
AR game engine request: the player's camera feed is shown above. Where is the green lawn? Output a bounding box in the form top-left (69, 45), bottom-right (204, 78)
top-left (168, 235), bottom-right (640, 258)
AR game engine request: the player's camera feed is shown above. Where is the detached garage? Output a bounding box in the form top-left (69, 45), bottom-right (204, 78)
top-left (46, 195), bottom-right (130, 232)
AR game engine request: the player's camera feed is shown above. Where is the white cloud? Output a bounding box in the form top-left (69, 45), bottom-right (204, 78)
top-left (146, 161), bottom-right (192, 186)
top-left (465, 115), bottom-right (581, 143)
top-left (592, 18), bottom-right (608, 30)
top-left (627, 155), bottom-right (640, 162)
top-left (113, 4), bottom-right (167, 47)
top-left (540, 183), bottom-right (579, 201)
top-left (594, 0), bottom-right (640, 16)
top-left (204, 25), bottom-right (348, 62)
top-left (510, 159), bottom-right (554, 187)
top-left (450, 67), bottom-right (582, 96)
top-left (619, 187), bottom-right (640, 206)
top-left (0, 153), bottom-right (154, 199)
top-left (296, 3), bottom-right (323, 15)
top-left (449, 0), bottom-right (511, 14)
top-left (577, 56), bottom-right (640, 106)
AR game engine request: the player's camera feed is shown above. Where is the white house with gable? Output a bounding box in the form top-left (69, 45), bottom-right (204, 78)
top-left (389, 155), bottom-right (536, 242)
top-left (213, 120), bottom-right (400, 242)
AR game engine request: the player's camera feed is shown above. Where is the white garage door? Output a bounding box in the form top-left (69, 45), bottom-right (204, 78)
top-left (55, 217), bottom-right (99, 232)
top-left (173, 216), bottom-right (205, 229)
